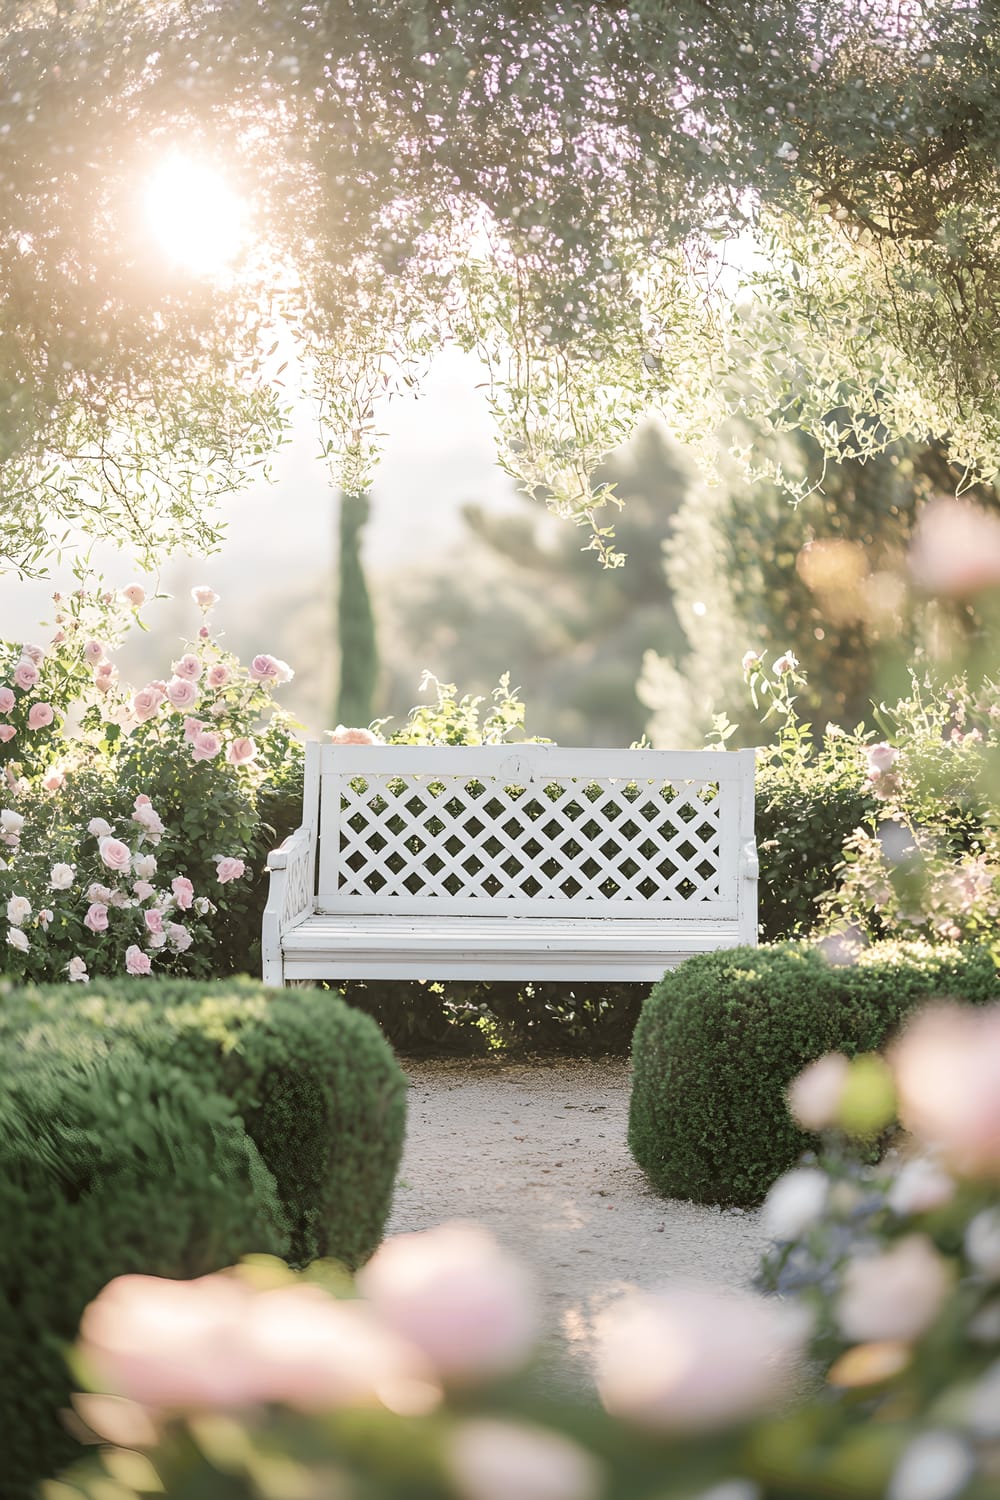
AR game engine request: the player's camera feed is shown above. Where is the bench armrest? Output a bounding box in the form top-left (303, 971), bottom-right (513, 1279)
top-left (263, 825), bottom-right (316, 932)
top-left (741, 838), bottom-right (759, 880)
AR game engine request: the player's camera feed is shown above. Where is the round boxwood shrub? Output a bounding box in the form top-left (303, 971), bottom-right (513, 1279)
top-left (628, 940), bottom-right (999, 1208)
top-left (0, 1048), bottom-right (289, 1500)
top-left (1, 975), bottom-right (408, 1268)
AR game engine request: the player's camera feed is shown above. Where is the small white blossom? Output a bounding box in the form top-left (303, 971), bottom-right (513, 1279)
top-left (6, 926), bottom-right (29, 952)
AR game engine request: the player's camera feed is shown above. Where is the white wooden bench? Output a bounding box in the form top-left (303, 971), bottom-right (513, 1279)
top-left (262, 743), bottom-right (758, 986)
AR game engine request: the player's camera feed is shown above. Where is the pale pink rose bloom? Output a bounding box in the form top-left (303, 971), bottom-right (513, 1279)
top-left (837, 1234), bottom-right (950, 1343)
top-left (191, 729), bottom-right (222, 762)
top-left (93, 662), bottom-right (118, 693)
top-left (144, 908), bottom-right (164, 936)
top-left (7, 927), bottom-right (28, 953)
top-left (595, 1286), bottom-right (810, 1432)
top-left (134, 794), bottom-right (151, 807)
top-left (166, 676), bottom-right (199, 711)
top-left (215, 856), bottom-right (246, 884)
top-left (99, 837), bottom-right (132, 872)
top-left (41, 767), bottom-right (65, 791)
top-left (446, 1420), bottom-right (603, 1500)
top-left (83, 902), bottom-right (110, 934)
top-left (741, 650), bottom-right (761, 672)
top-left (87, 818), bottom-right (113, 838)
top-left (67, 956), bottom-right (89, 983)
top-left (49, 863), bottom-right (75, 891)
top-left (965, 1210), bottom-right (1000, 1278)
top-left (132, 686), bottom-right (165, 723)
top-left (886, 1157), bottom-right (955, 1217)
top-left (867, 742), bottom-right (898, 775)
top-left (0, 809), bottom-right (24, 836)
top-left (171, 653), bottom-right (202, 683)
top-left (7, 894), bottom-right (31, 925)
top-left (132, 852), bottom-right (157, 880)
top-left (182, 716), bottom-right (204, 742)
top-left (121, 584), bottom-right (146, 608)
top-left (787, 1053), bottom-right (851, 1132)
top-left (27, 702), bottom-right (54, 730)
top-left (21, 642), bottom-right (45, 664)
top-left (125, 944), bottom-right (153, 976)
top-left (87, 882), bottom-right (112, 904)
top-left (83, 640), bottom-right (105, 665)
top-left (227, 737), bottom-right (258, 766)
top-left (763, 1168), bottom-right (829, 1241)
top-left (206, 664), bottom-right (230, 689)
top-left (172, 876), bottom-right (194, 910)
top-left (0, 687), bottom-right (14, 713)
top-left (326, 725), bottom-right (385, 745)
top-left (148, 930), bottom-right (167, 949)
top-left (249, 653), bottom-right (293, 684)
top-left (191, 586), bottom-right (220, 610)
top-left (133, 880), bottom-right (156, 901)
top-left (358, 1223), bottom-right (538, 1383)
top-left (910, 496), bottom-right (1000, 596)
top-left (772, 651), bottom-right (799, 676)
top-left (132, 803), bottom-right (165, 838)
top-left (893, 1004), bottom-right (1000, 1177)
top-left (0, 725), bottom-right (15, 744)
top-left (166, 922), bottom-right (193, 952)
top-left (13, 660), bottom-right (39, 691)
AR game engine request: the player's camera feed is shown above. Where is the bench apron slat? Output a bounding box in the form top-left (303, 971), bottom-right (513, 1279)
top-left (262, 743), bottom-right (758, 986)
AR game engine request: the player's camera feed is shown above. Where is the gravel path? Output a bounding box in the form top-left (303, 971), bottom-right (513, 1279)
top-left (387, 1056), bottom-right (769, 1389)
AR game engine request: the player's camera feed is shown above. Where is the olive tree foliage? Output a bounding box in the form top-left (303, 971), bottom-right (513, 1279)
top-left (2, 0), bottom-right (998, 574)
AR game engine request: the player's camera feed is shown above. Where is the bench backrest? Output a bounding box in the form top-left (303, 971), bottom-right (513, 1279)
top-left (307, 743), bottom-right (755, 924)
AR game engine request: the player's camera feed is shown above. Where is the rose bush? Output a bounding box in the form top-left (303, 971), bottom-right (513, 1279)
top-left (0, 579), bottom-right (303, 981)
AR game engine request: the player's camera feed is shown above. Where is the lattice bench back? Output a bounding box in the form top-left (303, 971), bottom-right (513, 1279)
top-left (312, 745), bottom-right (756, 920)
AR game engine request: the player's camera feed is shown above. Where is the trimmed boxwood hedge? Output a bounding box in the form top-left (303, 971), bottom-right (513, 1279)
top-left (1, 975), bottom-right (408, 1267)
top-left (628, 940), bottom-right (999, 1208)
top-left (0, 1047), bottom-right (290, 1500)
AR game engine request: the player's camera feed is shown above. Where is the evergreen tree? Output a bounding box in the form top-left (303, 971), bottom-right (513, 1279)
top-left (336, 492), bottom-right (378, 728)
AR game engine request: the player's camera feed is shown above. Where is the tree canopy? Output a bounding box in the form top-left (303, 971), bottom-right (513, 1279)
top-left (3, 0), bottom-right (999, 571)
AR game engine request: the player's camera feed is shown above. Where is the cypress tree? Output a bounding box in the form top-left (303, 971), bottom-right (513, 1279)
top-left (335, 491), bottom-right (379, 727)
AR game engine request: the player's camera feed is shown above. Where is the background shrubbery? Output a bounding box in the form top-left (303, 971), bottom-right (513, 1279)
top-left (627, 939), bottom-right (999, 1207)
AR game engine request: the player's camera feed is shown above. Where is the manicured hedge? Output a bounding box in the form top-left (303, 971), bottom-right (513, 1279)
top-left (0, 1046), bottom-right (289, 1500)
top-left (628, 940), bottom-right (999, 1207)
top-left (1, 975), bottom-right (408, 1267)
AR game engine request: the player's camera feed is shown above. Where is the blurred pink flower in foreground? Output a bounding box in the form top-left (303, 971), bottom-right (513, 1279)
top-left (595, 1286), bottom-right (809, 1431)
top-left (358, 1222), bottom-right (538, 1383)
top-left (326, 725), bottom-right (385, 745)
top-left (837, 1234), bottom-right (950, 1343)
top-left (909, 496), bottom-right (1000, 596)
top-left (787, 1053), bottom-right (851, 1132)
top-left (893, 1005), bottom-right (1000, 1177)
top-left (446, 1419), bottom-right (603, 1500)
top-left (78, 1272), bottom-right (437, 1416)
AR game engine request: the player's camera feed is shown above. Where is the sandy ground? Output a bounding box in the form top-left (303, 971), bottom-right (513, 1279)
top-left (387, 1056), bottom-right (770, 1390)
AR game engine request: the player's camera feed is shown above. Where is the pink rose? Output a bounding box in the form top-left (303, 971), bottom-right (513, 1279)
top-left (144, 908), bottom-right (164, 936)
top-left (191, 586), bottom-right (220, 610)
top-left (27, 702), bottom-right (55, 730)
top-left (13, 660), bottom-right (39, 691)
top-left (93, 662), bottom-right (117, 693)
top-left (893, 1004), bottom-right (1000, 1177)
top-left (42, 767), bottom-right (65, 791)
top-left (0, 687), bottom-right (14, 714)
top-left (21, 642), bottom-right (45, 664)
top-left (132, 803), bottom-right (165, 838)
top-left (172, 876), bottom-right (194, 910)
top-left (0, 726), bottom-right (15, 744)
top-left (837, 1234), bottom-right (950, 1343)
top-left (83, 902), bottom-right (110, 934)
top-left (133, 880), bottom-right (156, 901)
top-left (205, 664), bottom-right (231, 689)
top-left (132, 686), bottom-right (165, 723)
top-left (99, 837), bottom-right (132, 872)
top-left (87, 818), bottom-right (112, 838)
top-left (772, 651), bottom-right (799, 676)
top-left (167, 922), bottom-right (193, 952)
top-left (191, 729), bottom-right (222, 762)
top-left (866, 742), bottom-right (898, 775)
top-left (83, 640), bottom-right (105, 665)
top-left (249, 654), bottom-right (293, 685)
top-left (134, 794), bottom-right (150, 807)
top-left (166, 677), bottom-right (199, 710)
top-left (358, 1224), bottom-right (538, 1383)
top-left (227, 737), bottom-right (257, 766)
top-left (121, 584), bottom-right (146, 608)
top-left (171, 653), bottom-right (202, 683)
top-left (183, 716), bottom-right (204, 742)
top-left (787, 1053), bottom-right (851, 1132)
top-left (326, 725), bottom-right (384, 745)
top-left (125, 944), bottom-right (153, 976)
top-left (446, 1421), bottom-right (602, 1500)
top-left (910, 497), bottom-right (1000, 597)
top-left (87, 882), bottom-right (112, 903)
top-left (215, 856), bottom-right (246, 884)
top-left (198, 626), bottom-right (210, 640)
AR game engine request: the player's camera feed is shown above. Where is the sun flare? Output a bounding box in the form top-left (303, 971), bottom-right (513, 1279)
top-left (144, 155), bottom-right (248, 275)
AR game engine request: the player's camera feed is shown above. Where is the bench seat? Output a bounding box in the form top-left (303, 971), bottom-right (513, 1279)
top-left (280, 913), bottom-right (747, 982)
top-left (262, 743), bottom-right (758, 987)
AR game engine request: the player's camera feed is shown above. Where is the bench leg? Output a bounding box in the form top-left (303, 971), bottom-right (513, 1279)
top-left (262, 950), bottom-right (285, 987)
